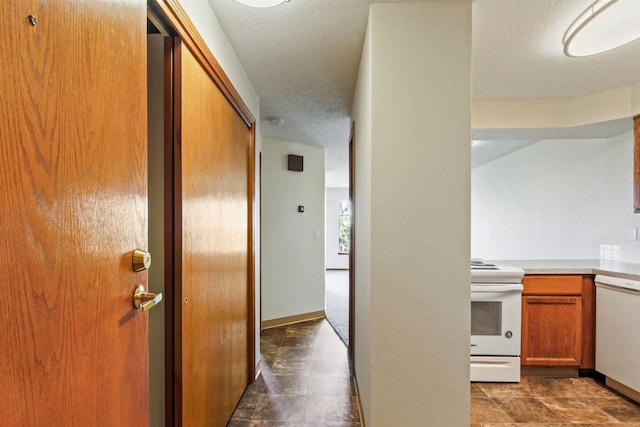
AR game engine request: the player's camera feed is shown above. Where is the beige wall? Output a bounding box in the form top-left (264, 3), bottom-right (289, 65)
top-left (351, 10), bottom-right (373, 417)
top-left (262, 138), bottom-right (326, 321)
top-left (473, 81), bottom-right (640, 130)
top-left (352, 3), bottom-right (472, 424)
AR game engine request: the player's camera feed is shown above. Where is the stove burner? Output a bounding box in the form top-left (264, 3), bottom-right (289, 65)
top-left (471, 260), bottom-right (524, 284)
top-left (471, 260), bottom-right (498, 270)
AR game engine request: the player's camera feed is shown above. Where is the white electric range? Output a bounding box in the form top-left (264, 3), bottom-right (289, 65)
top-left (470, 259), bottom-right (524, 382)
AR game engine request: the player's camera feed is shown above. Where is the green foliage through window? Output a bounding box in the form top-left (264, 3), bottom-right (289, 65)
top-left (339, 200), bottom-right (351, 254)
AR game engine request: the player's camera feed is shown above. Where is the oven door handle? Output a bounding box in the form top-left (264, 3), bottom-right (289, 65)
top-left (471, 284), bottom-right (523, 292)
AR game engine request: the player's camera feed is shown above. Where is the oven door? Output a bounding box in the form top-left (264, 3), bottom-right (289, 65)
top-left (470, 284), bottom-right (522, 356)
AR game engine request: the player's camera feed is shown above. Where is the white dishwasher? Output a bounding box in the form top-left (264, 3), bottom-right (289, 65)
top-left (595, 274), bottom-right (640, 400)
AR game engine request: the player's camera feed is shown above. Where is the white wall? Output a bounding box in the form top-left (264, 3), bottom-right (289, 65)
top-left (351, 15), bottom-right (373, 418)
top-left (178, 0), bottom-right (262, 368)
top-left (472, 131), bottom-right (640, 259)
top-left (326, 187), bottom-right (350, 269)
top-left (351, 3), bottom-right (471, 425)
top-left (262, 138), bottom-right (326, 320)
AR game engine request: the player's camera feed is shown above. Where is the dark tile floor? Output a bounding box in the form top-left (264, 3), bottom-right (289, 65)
top-left (228, 319), bottom-right (361, 426)
top-left (229, 319), bottom-right (640, 426)
top-left (472, 377), bottom-right (640, 426)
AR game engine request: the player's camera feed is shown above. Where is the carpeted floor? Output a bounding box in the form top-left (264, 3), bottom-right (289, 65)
top-left (325, 269), bottom-right (349, 345)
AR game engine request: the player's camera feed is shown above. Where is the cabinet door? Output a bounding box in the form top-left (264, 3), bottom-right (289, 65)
top-left (522, 295), bottom-right (582, 366)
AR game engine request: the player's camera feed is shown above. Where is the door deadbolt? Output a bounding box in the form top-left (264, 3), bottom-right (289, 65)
top-left (132, 249), bottom-right (152, 272)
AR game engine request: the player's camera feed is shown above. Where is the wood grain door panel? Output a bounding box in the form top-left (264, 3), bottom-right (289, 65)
top-left (522, 295), bottom-right (582, 366)
top-left (174, 40), bottom-right (250, 426)
top-left (0, 0), bottom-right (148, 425)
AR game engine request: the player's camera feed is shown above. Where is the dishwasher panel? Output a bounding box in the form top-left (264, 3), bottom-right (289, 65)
top-left (595, 275), bottom-right (640, 395)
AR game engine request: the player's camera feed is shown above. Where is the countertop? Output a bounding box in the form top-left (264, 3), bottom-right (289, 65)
top-left (493, 259), bottom-right (640, 281)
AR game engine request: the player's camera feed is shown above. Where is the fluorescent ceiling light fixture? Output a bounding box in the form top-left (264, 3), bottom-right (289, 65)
top-left (563, 0), bottom-right (640, 57)
top-left (233, 0), bottom-right (289, 7)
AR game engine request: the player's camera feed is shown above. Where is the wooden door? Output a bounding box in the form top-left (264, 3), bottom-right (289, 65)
top-left (0, 0), bottom-right (149, 425)
top-left (173, 39), bottom-right (251, 426)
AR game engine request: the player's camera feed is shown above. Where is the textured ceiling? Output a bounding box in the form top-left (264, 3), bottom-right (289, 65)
top-left (472, 0), bottom-right (640, 99)
top-left (208, 0), bottom-right (640, 183)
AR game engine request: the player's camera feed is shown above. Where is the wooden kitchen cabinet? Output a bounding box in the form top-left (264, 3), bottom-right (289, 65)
top-left (521, 275), bottom-right (595, 368)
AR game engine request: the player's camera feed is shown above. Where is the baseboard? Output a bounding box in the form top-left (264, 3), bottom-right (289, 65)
top-left (606, 377), bottom-right (640, 404)
top-left (352, 372), bottom-right (366, 427)
top-left (521, 366), bottom-right (579, 378)
top-left (261, 310), bottom-right (326, 329)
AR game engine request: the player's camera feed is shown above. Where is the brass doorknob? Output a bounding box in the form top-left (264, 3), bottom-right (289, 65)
top-left (132, 249), bottom-right (152, 272)
top-left (133, 285), bottom-right (163, 311)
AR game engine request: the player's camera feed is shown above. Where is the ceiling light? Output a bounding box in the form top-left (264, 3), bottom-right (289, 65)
top-left (233, 0), bottom-right (289, 8)
top-left (563, 0), bottom-right (640, 57)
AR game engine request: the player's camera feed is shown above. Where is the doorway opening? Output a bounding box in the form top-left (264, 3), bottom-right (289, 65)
top-left (325, 198), bottom-right (351, 345)
top-left (325, 121), bottom-right (356, 353)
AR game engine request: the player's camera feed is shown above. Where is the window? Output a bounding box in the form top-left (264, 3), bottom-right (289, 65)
top-left (339, 200), bottom-right (351, 254)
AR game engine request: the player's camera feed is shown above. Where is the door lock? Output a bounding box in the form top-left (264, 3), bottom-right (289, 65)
top-left (133, 285), bottom-right (163, 311)
top-left (132, 249), bottom-right (152, 272)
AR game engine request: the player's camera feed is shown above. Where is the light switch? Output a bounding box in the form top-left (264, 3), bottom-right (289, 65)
top-left (629, 227), bottom-right (637, 241)
top-left (298, 205), bottom-right (304, 213)
top-left (314, 228), bottom-right (320, 239)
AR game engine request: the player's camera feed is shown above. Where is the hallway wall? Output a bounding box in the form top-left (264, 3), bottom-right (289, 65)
top-left (262, 138), bottom-right (326, 321)
top-left (351, 2), bottom-right (472, 425)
